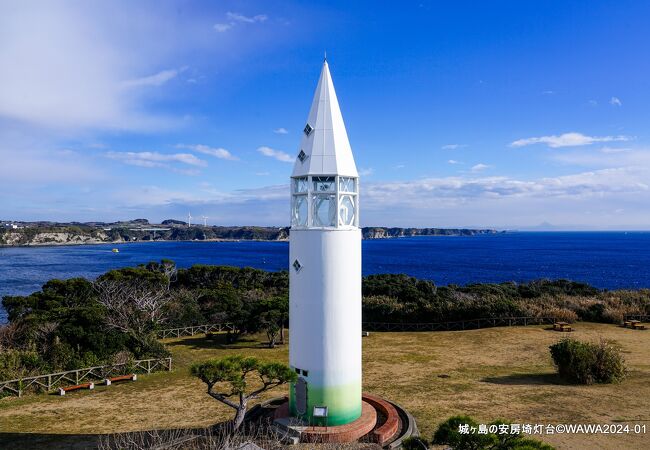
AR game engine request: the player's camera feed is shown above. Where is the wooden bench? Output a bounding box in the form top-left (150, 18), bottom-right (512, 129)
top-left (553, 322), bottom-right (572, 332)
top-left (58, 382), bottom-right (94, 396)
top-left (623, 320), bottom-right (645, 330)
top-left (104, 374), bottom-right (137, 385)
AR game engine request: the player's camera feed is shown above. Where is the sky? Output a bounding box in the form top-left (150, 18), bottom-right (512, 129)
top-left (1, 0), bottom-right (650, 230)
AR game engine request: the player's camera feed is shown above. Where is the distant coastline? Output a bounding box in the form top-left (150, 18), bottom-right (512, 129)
top-left (0, 219), bottom-right (502, 247)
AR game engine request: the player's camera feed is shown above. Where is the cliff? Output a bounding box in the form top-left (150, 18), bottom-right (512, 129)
top-left (0, 222), bottom-right (501, 247)
top-left (361, 227), bottom-right (499, 239)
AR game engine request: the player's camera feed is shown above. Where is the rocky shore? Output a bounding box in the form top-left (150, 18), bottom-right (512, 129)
top-left (0, 221), bottom-right (501, 247)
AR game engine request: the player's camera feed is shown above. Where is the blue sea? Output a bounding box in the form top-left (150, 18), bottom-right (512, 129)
top-left (1, 232), bottom-right (649, 322)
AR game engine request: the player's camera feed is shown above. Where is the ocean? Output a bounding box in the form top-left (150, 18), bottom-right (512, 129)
top-left (1, 232), bottom-right (649, 322)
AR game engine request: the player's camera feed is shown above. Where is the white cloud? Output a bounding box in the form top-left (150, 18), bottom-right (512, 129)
top-left (365, 168), bottom-right (649, 204)
top-left (214, 12), bottom-right (267, 33)
top-left (176, 144), bottom-right (238, 161)
top-left (550, 147), bottom-right (650, 168)
top-left (541, 90), bottom-right (555, 95)
top-left (448, 160), bottom-right (460, 164)
top-left (273, 127), bottom-right (289, 134)
top-left (588, 100), bottom-right (598, 107)
top-left (105, 151), bottom-right (207, 169)
top-left (610, 97), bottom-right (622, 107)
top-left (471, 163), bottom-right (491, 172)
top-left (441, 144), bottom-right (465, 150)
top-left (257, 146), bottom-right (293, 163)
top-left (0, 2), bottom-right (185, 131)
top-left (227, 12), bottom-right (268, 23)
top-left (214, 23), bottom-right (233, 32)
top-left (356, 165), bottom-right (650, 228)
top-left (511, 132), bottom-right (631, 148)
top-left (121, 68), bottom-right (184, 89)
top-left (109, 164), bottom-right (650, 228)
top-left (600, 147), bottom-right (628, 154)
top-left (0, 148), bottom-right (102, 184)
top-left (359, 168), bottom-right (374, 176)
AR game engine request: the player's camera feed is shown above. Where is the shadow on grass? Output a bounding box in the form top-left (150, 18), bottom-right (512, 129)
top-left (0, 408), bottom-right (278, 450)
top-left (0, 433), bottom-right (98, 450)
top-left (0, 426), bottom-right (222, 450)
top-left (164, 333), bottom-right (277, 351)
top-left (544, 326), bottom-right (575, 333)
top-left (481, 373), bottom-right (564, 385)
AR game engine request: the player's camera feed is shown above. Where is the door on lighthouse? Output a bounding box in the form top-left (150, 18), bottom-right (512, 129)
top-left (295, 377), bottom-right (308, 415)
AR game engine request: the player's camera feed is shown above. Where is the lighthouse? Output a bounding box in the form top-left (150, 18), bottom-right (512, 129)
top-left (288, 60), bottom-right (362, 426)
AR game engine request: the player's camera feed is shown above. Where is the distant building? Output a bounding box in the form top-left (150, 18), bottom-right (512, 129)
top-left (3, 223), bottom-right (19, 229)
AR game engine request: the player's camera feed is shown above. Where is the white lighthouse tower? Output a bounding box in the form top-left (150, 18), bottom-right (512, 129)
top-left (289, 60), bottom-right (362, 426)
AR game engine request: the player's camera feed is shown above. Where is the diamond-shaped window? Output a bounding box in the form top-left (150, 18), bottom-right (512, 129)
top-left (303, 123), bottom-right (313, 136)
top-left (297, 150), bottom-right (307, 163)
top-left (293, 259), bottom-right (302, 273)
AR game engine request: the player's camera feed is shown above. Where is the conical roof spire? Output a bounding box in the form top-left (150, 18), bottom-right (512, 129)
top-left (291, 61), bottom-right (358, 177)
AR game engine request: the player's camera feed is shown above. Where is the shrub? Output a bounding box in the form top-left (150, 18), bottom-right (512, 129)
top-left (401, 436), bottom-right (429, 449)
top-left (0, 349), bottom-right (45, 380)
top-left (433, 415), bottom-right (554, 449)
top-left (133, 335), bottom-right (170, 359)
top-left (591, 340), bottom-right (628, 383)
top-left (110, 350), bottom-right (136, 374)
top-left (432, 415), bottom-right (494, 449)
top-left (549, 338), bottom-right (626, 384)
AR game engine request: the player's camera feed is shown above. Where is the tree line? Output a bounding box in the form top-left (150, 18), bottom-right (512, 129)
top-left (1, 261), bottom-right (648, 381)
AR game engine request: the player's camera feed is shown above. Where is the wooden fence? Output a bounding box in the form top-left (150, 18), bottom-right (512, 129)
top-left (157, 323), bottom-right (235, 339)
top-left (157, 316), bottom-right (557, 337)
top-left (362, 316), bottom-right (557, 332)
top-left (0, 357), bottom-right (172, 397)
top-left (624, 314), bottom-right (649, 322)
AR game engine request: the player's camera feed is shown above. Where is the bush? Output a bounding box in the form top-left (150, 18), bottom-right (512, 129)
top-left (401, 436), bottom-right (429, 449)
top-left (549, 338), bottom-right (626, 384)
top-left (433, 415), bottom-right (494, 449)
top-left (433, 415), bottom-right (554, 449)
top-left (0, 349), bottom-right (44, 380)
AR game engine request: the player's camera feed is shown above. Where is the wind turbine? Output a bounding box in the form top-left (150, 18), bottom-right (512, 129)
top-left (187, 212), bottom-right (192, 227)
top-left (202, 216), bottom-right (208, 226)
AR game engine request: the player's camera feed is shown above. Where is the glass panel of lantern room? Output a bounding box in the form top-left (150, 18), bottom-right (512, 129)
top-left (339, 195), bottom-right (355, 226)
top-left (293, 177), bottom-right (308, 193)
top-left (292, 195), bottom-right (308, 227)
top-left (313, 176), bottom-right (335, 193)
top-left (338, 177), bottom-right (356, 193)
top-left (312, 194), bottom-right (336, 227)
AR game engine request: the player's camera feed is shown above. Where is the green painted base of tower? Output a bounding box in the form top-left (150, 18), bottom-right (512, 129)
top-left (289, 380), bottom-right (362, 426)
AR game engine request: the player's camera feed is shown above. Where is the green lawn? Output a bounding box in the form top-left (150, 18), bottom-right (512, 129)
top-left (1, 323), bottom-right (649, 449)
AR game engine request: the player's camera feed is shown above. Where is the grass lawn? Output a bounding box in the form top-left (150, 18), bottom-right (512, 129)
top-left (0, 323), bottom-right (648, 449)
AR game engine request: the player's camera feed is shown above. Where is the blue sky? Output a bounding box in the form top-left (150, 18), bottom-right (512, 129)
top-left (1, 0), bottom-right (650, 229)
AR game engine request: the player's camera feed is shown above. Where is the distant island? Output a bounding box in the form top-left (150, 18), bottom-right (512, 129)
top-left (0, 219), bottom-right (502, 247)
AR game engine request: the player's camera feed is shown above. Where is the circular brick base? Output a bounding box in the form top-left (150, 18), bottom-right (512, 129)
top-left (362, 393), bottom-right (401, 445)
top-left (273, 400), bottom-right (377, 444)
